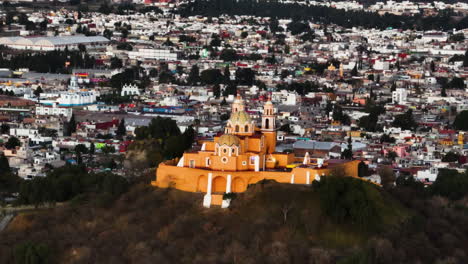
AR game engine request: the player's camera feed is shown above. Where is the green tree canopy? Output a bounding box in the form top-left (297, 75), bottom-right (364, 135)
top-left (453, 110), bottom-right (468, 130)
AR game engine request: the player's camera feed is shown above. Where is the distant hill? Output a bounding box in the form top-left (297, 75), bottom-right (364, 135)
top-left (1, 177), bottom-right (468, 264)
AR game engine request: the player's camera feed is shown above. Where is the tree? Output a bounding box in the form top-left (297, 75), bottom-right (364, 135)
top-left (279, 124), bottom-right (291, 133)
top-left (441, 86), bottom-right (447, 97)
top-left (110, 57), bottom-right (123, 69)
top-left (235, 68), bottom-right (256, 86)
top-left (103, 29), bottom-right (113, 39)
top-left (447, 77), bottom-right (465, 89)
top-left (0, 154), bottom-right (10, 174)
top-left (220, 49), bottom-right (238, 61)
top-left (223, 65), bottom-right (231, 84)
top-left (116, 119), bottom-right (126, 137)
top-left (351, 64), bottom-right (358, 76)
top-left (240, 31), bottom-right (248, 39)
top-left (33, 86), bottom-right (43, 97)
top-left (386, 151), bottom-right (397, 161)
top-left (441, 151), bottom-right (459, 163)
top-left (76, 151), bottom-right (83, 165)
top-left (453, 110), bottom-right (468, 130)
top-left (0, 123), bottom-right (10, 134)
top-left (14, 241), bottom-right (50, 264)
top-left (358, 161), bottom-right (369, 177)
top-left (378, 166), bottom-right (395, 189)
top-left (464, 50), bottom-right (468, 67)
top-left (5, 136), bottom-right (20, 149)
top-left (90, 142), bottom-right (95, 156)
top-left (392, 109), bottom-right (417, 130)
top-left (102, 145), bottom-right (115, 154)
top-left (213, 84), bottom-right (221, 98)
top-left (64, 114), bottom-right (76, 136)
top-left (187, 64), bottom-right (201, 85)
top-left (430, 61), bottom-right (435, 72)
top-left (341, 136), bottom-right (353, 160)
top-left (200, 69), bottom-right (223, 85)
top-left (332, 105), bottom-right (351, 125)
top-left (75, 144), bottom-right (88, 154)
top-left (380, 134), bottom-right (396, 144)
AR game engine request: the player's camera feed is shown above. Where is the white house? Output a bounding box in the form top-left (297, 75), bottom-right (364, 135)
top-left (392, 88), bottom-right (408, 104)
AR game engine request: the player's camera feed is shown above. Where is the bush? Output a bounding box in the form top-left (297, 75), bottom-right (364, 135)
top-left (14, 241), bottom-right (50, 264)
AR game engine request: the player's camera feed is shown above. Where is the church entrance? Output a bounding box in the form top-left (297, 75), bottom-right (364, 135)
top-left (212, 176), bottom-right (226, 193)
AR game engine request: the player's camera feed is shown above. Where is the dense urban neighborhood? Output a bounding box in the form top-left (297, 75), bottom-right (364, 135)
top-left (1, 0), bottom-right (468, 263)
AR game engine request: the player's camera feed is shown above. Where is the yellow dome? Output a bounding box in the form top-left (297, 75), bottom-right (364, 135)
top-left (218, 134), bottom-right (241, 146)
top-left (229, 110), bottom-right (251, 123)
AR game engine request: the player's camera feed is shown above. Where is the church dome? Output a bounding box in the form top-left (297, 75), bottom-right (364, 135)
top-left (229, 110), bottom-right (251, 124)
top-left (218, 134), bottom-right (241, 146)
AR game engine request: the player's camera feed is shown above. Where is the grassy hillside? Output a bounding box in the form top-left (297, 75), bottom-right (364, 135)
top-left (0, 178), bottom-right (416, 264)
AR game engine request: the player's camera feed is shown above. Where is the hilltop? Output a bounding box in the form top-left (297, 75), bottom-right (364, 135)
top-left (2, 177), bottom-right (455, 264)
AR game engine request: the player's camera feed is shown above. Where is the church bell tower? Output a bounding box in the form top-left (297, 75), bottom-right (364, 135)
top-left (261, 96), bottom-right (276, 154)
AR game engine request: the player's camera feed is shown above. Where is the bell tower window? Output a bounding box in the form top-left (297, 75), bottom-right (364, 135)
top-left (265, 119), bottom-right (270, 129)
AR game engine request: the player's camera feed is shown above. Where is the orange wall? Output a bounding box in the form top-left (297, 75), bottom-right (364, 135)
top-left (152, 160), bottom-right (360, 193)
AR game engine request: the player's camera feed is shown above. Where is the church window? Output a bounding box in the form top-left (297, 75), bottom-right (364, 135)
top-left (265, 119), bottom-right (270, 129)
top-left (244, 125), bottom-right (249, 132)
top-left (189, 160), bottom-right (195, 168)
top-left (249, 156), bottom-right (256, 165)
top-left (232, 147), bottom-right (236, 154)
top-left (242, 161), bottom-right (247, 166)
top-left (221, 157), bottom-right (228, 164)
top-left (206, 158), bottom-right (211, 166)
top-left (235, 125), bottom-right (239, 132)
top-left (223, 148), bottom-right (227, 154)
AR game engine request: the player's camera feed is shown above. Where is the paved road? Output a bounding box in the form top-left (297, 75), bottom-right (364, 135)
top-left (0, 214), bottom-right (15, 232)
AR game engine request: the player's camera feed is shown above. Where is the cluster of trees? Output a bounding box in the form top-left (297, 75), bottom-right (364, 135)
top-left (179, 0), bottom-right (468, 30)
top-left (0, 49), bottom-right (96, 74)
top-left (132, 117), bottom-right (195, 161)
top-left (0, 89), bottom-right (15, 96)
top-left (276, 81), bottom-right (321, 95)
top-left (97, 2), bottom-right (162, 15)
top-left (185, 64), bottom-right (256, 96)
top-left (0, 154), bottom-right (22, 194)
top-left (17, 165), bottom-right (128, 207)
top-left (332, 105), bottom-right (351, 125)
top-left (14, 241), bottom-right (50, 264)
top-left (314, 176), bottom-right (383, 231)
top-left (107, 66), bottom-right (151, 91)
top-left (358, 100), bottom-right (386, 132)
top-left (3, 136), bottom-right (21, 149)
top-left (453, 110), bottom-right (468, 130)
top-left (430, 168), bottom-right (468, 200)
top-left (392, 109), bottom-right (417, 131)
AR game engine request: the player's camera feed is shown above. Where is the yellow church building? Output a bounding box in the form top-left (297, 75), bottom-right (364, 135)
top-left (152, 95), bottom-right (359, 208)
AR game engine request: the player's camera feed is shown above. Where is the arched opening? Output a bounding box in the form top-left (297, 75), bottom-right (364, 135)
top-left (212, 176), bottom-right (226, 193)
top-left (244, 125), bottom-right (249, 133)
top-left (248, 177), bottom-right (261, 185)
top-left (235, 125), bottom-right (239, 132)
top-left (232, 177), bottom-right (245, 192)
top-left (197, 175), bottom-right (207, 192)
top-left (265, 118), bottom-right (270, 129)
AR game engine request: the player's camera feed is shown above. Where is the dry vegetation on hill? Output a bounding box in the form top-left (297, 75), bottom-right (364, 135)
top-left (1, 178), bottom-right (468, 264)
